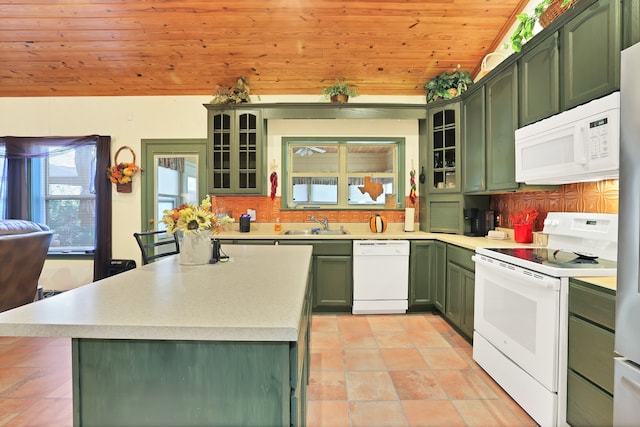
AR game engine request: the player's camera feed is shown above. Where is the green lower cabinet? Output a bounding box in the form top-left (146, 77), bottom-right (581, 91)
top-left (567, 278), bottom-right (616, 427)
top-left (73, 339), bottom-right (296, 427)
top-left (444, 244), bottom-right (475, 340)
top-left (433, 242), bottom-right (447, 313)
top-left (445, 263), bottom-right (463, 324)
top-left (460, 269), bottom-right (475, 339)
top-left (278, 240), bottom-right (353, 312)
top-left (314, 255), bottom-right (352, 310)
top-left (409, 240), bottom-right (446, 311)
top-left (567, 371), bottom-right (614, 427)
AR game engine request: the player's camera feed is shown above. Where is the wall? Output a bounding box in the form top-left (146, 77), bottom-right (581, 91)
top-left (0, 94), bottom-right (422, 290)
top-left (491, 180), bottom-right (619, 232)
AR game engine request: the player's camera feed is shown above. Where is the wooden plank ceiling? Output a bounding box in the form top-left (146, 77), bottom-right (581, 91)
top-left (0, 0), bottom-right (528, 97)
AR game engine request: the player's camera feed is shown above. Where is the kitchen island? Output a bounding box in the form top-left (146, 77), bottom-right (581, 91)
top-left (0, 244), bottom-right (313, 427)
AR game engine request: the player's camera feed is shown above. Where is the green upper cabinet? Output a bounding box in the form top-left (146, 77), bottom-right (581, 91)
top-left (427, 102), bottom-right (461, 194)
top-left (519, 32), bottom-right (560, 126)
top-left (462, 62), bottom-right (519, 193)
top-left (485, 62), bottom-right (519, 191)
top-left (560, 0), bottom-right (621, 110)
top-left (207, 108), bottom-right (264, 195)
top-left (622, 0), bottom-right (640, 48)
top-left (462, 86), bottom-right (486, 193)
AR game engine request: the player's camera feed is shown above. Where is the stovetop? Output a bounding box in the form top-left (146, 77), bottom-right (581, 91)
top-left (476, 247), bottom-right (618, 278)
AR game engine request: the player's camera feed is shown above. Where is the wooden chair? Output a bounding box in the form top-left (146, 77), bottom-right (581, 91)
top-left (133, 231), bottom-right (180, 265)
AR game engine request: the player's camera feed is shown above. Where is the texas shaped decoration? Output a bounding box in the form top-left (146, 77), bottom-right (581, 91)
top-left (358, 176), bottom-right (384, 201)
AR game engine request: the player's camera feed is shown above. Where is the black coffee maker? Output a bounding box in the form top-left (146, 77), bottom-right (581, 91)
top-left (464, 208), bottom-right (495, 237)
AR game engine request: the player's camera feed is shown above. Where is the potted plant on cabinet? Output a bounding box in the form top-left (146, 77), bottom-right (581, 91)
top-left (322, 79), bottom-right (358, 103)
top-left (510, 0), bottom-right (578, 52)
top-left (423, 65), bottom-right (473, 103)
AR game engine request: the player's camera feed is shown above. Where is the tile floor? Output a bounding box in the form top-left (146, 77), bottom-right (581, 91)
top-left (0, 314), bottom-right (537, 426)
top-left (308, 313), bottom-right (538, 427)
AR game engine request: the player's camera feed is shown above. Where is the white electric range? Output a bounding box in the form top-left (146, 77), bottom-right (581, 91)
top-left (473, 212), bottom-right (618, 427)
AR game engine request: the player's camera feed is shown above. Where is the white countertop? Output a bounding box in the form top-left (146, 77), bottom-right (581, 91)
top-left (574, 276), bottom-right (617, 291)
top-left (0, 245), bottom-right (313, 342)
top-left (221, 222), bottom-right (539, 251)
top-left (221, 222), bottom-right (616, 290)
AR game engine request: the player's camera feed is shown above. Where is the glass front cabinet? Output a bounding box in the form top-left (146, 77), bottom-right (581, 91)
top-left (428, 103), bottom-right (460, 193)
top-left (206, 108), bottom-right (264, 194)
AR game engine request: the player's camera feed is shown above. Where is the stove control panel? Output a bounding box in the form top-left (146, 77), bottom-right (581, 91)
top-left (544, 213), bottom-right (617, 235)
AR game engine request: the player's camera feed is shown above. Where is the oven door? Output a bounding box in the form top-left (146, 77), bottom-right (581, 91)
top-left (473, 254), bottom-right (561, 391)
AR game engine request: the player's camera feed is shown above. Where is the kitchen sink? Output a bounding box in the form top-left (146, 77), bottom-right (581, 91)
top-left (313, 229), bottom-right (350, 235)
top-left (280, 229), bottom-right (350, 236)
top-left (280, 229), bottom-right (314, 235)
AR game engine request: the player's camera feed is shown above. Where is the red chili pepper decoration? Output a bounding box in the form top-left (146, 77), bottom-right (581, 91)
top-left (270, 171), bottom-right (278, 200)
top-left (409, 169), bottom-right (417, 205)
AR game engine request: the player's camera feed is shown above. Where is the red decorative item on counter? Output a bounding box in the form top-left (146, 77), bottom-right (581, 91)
top-left (514, 223), bottom-right (533, 243)
top-left (510, 206), bottom-right (538, 243)
top-left (270, 171), bottom-right (278, 201)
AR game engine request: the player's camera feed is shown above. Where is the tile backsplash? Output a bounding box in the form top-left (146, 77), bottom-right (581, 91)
top-left (211, 180), bottom-right (618, 232)
top-left (210, 195), bottom-right (418, 224)
top-left (490, 180), bottom-right (619, 232)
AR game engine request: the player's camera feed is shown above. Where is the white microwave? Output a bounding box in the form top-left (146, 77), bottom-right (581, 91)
top-left (515, 92), bottom-right (620, 185)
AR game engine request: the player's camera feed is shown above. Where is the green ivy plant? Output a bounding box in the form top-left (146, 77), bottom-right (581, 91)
top-left (511, 0), bottom-right (572, 52)
top-left (423, 66), bottom-right (473, 103)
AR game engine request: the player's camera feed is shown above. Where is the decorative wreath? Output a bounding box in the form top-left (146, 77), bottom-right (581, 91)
top-left (107, 146), bottom-right (141, 185)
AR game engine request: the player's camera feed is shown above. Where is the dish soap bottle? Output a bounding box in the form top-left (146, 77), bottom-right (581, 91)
top-left (274, 217), bottom-right (282, 232)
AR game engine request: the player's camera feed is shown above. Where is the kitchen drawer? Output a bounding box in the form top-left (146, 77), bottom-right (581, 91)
top-left (569, 279), bottom-right (615, 330)
top-left (567, 370), bottom-right (613, 427)
top-left (568, 316), bottom-right (615, 394)
top-left (277, 239), bottom-right (352, 256)
top-left (447, 244), bottom-right (475, 272)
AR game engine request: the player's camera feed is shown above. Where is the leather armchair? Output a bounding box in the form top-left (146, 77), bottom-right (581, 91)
top-left (0, 220), bottom-right (53, 312)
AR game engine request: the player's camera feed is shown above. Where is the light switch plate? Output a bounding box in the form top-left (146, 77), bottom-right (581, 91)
top-left (247, 209), bottom-right (256, 221)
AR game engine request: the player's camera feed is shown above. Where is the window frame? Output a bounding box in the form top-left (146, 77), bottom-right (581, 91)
top-left (282, 137), bottom-right (405, 209)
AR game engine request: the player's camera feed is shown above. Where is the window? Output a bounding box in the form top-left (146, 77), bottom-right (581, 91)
top-left (1, 139), bottom-right (97, 254)
top-left (34, 145), bottom-right (96, 252)
top-left (284, 137), bottom-right (404, 209)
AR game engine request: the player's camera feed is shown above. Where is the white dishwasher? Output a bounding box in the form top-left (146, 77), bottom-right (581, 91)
top-left (352, 240), bottom-right (410, 315)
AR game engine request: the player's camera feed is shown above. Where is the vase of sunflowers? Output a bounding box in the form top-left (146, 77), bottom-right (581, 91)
top-left (107, 146), bottom-right (142, 193)
top-left (161, 195), bottom-right (233, 265)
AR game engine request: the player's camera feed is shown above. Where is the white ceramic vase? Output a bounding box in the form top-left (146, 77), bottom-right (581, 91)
top-left (179, 232), bottom-right (212, 265)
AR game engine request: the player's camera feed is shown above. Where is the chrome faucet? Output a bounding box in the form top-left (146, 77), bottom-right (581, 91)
top-left (310, 215), bottom-right (329, 230)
